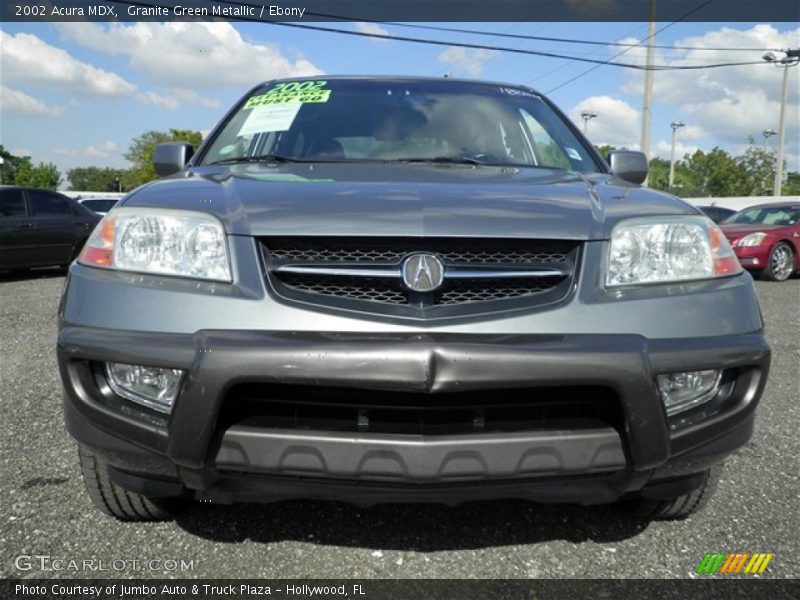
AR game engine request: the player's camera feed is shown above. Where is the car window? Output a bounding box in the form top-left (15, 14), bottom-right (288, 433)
top-left (763, 209), bottom-right (798, 225)
top-left (200, 79), bottom-right (603, 173)
top-left (0, 189), bottom-right (27, 218)
top-left (725, 206), bottom-right (800, 226)
top-left (29, 191), bottom-right (72, 217)
top-left (83, 199), bottom-right (118, 212)
top-left (518, 108), bottom-right (573, 170)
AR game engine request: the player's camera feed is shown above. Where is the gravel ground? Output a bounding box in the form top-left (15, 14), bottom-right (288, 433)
top-left (1, 269), bottom-right (797, 579)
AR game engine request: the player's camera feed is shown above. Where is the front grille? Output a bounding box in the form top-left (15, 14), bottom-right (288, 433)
top-left (261, 237), bottom-right (580, 317)
top-left (436, 278), bottom-right (556, 305)
top-left (278, 274), bottom-right (408, 305)
top-left (218, 384), bottom-right (623, 436)
top-left (268, 238), bottom-right (573, 265)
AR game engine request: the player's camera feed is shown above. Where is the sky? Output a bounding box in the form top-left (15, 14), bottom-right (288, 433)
top-left (1, 19), bottom-right (798, 188)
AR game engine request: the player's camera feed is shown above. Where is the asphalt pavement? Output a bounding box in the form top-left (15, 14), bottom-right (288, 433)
top-left (1, 269), bottom-right (797, 579)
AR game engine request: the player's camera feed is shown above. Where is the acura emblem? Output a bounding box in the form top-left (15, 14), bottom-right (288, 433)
top-left (401, 253), bottom-right (445, 292)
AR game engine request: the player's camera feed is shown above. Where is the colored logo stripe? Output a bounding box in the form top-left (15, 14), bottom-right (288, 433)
top-left (697, 553), bottom-right (726, 574)
top-left (720, 552), bottom-right (749, 573)
top-left (745, 553), bottom-right (774, 574)
top-left (696, 552), bottom-right (774, 574)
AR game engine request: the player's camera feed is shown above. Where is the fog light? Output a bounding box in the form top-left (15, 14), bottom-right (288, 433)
top-left (657, 370), bottom-right (722, 415)
top-left (106, 362), bottom-right (184, 413)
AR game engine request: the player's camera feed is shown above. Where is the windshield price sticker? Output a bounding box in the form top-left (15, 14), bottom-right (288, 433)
top-left (238, 103), bottom-right (303, 135)
top-left (245, 80), bottom-right (331, 108)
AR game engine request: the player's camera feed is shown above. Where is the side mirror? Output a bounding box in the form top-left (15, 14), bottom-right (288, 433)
top-left (152, 142), bottom-right (194, 177)
top-left (607, 150), bottom-right (648, 185)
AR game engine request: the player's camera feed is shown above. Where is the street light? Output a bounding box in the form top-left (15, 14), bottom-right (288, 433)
top-left (762, 129), bottom-right (777, 150)
top-left (581, 111), bottom-right (598, 134)
top-left (669, 121), bottom-right (685, 191)
top-left (763, 49), bottom-right (800, 196)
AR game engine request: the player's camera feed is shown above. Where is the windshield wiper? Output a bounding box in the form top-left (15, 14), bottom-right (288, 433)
top-left (209, 153), bottom-right (302, 165)
top-left (394, 156), bottom-right (487, 166)
top-left (392, 156), bottom-right (561, 169)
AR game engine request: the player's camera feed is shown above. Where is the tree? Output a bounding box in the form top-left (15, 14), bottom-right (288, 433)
top-left (67, 167), bottom-right (130, 192)
top-left (13, 161), bottom-right (61, 190)
top-left (124, 129), bottom-right (203, 187)
top-left (735, 138), bottom-right (779, 196)
top-left (680, 148), bottom-right (749, 198)
top-left (594, 145), bottom-right (615, 160)
top-left (783, 172), bottom-right (800, 196)
top-left (646, 157), bottom-right (670, 192)
top-left (0, 146), bottom-right (32, 185)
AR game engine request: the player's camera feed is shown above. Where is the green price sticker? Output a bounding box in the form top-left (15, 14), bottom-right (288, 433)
top-left (245, 80), bottom-right (331, 108)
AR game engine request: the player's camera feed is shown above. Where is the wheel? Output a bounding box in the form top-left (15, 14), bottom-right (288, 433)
top-left (762, 242), bottom-right (795, 281)
top-left (77, 444), bottom-right (176, 521)
top-left (623, 466), bottom-right (721, 520)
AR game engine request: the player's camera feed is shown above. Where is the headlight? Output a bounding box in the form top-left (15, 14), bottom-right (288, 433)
top-left (606, 216), bottom-right (741, 286)
top-left (79, 207), bottom-right (231, 282)
top-left (735, 232), bottom-right (767, 247)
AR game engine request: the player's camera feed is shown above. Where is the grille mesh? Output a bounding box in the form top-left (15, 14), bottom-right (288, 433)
top-left (278, 275), bottom-right (408, 305)
top-left (264, 237), bottom-right (578, 311)
top-left (436, 279), bottom-right (555, 305)
top-left (267, 238), bottom-right (573, 265)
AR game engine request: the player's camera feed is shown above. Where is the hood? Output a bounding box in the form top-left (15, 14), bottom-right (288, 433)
top-left (123, 162), bottom-right (697, 240)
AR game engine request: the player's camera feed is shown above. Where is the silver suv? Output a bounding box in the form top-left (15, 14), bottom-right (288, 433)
top-left (57, 77), bottom-right (770, 521)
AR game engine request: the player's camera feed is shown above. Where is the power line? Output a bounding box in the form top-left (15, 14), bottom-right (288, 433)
top-left (434, 21), bottom-right (561, 78)
top-left (264, 20), bottom-right (767, 71)
top-left (525, 22), bottom-right (650, 85)
top-left (544, 0), bottom-right (713, 93)
top-left (217, 1), bottom-right (782, 53)
top-left (111, 2), bottom-right (771, 73)
top-left (430, 21), bottom-right (524, 77)
top-left (368, 21), bottom-right (783, 53)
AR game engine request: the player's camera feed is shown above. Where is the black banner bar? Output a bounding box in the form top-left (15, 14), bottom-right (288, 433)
top-left (2, 579), bottom-right (799, 600)
top-left (2, 0), bottom-right (799, 23)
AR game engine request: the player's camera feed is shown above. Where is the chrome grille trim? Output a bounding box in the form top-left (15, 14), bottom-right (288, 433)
top-left (260, 237), bottom-right (580, 316)
top-left (274, 264), bottom-right (570, 279)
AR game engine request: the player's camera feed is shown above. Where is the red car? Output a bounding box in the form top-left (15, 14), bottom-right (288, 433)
top-left (720, 202), bottom-right (800, 281)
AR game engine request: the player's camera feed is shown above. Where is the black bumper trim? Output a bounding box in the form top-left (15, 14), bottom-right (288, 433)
top-left (58, 327), bottom-right (770, 479)
top-left (214, 423), bottom-right (626, 482)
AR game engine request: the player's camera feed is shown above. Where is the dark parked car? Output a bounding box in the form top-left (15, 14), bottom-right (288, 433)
top-left (698, 205), bottom-right (736, 224)
top-left (0, 186), bottom-right (100, 272)
top-left (57, 77), bottom-right (769, 522)
top-left (721, 202), bottom-right (800, 281)
top-left (77, 197), bottom-right (120, 216)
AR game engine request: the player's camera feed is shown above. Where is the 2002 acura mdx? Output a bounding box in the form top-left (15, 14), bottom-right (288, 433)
top-left (57, 77), bottom-right (770, 521)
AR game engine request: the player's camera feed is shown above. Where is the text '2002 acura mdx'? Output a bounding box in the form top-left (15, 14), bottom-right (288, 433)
top-left (58, 77), bottom-right (770, 521)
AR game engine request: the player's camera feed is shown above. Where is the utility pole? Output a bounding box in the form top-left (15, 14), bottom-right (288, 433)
top-left (581, 111), bottom-right (598, 134)
top-left (669, 121), bottom-right (685, 191)
top-left (762, 129), bottom-right (777, 150)
top-left (763, 49), bottom-right (799, 196)
top-left (640, 0), bottom-right (657, 185)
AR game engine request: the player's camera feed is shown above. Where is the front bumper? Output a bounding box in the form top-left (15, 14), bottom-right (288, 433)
top-left (58, 326), bottom-right (770, 505)
top-left (733, 246), bottom-right (770, 270)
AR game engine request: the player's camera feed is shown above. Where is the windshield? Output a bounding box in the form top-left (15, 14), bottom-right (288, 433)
top-left (199, 79), bottom-right (602, 172)
top-left (723, 206), bottom-right (800, 226)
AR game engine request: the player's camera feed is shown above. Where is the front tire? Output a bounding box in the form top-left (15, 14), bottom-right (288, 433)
top-left (763, 242), bottom-right (795, 281)
top-left (623, 466), bottom-right (721, 520)
top-left (78, 444), bottom-right (175, 521)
